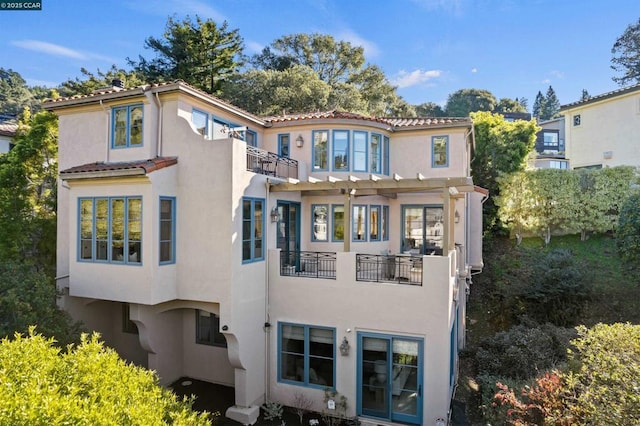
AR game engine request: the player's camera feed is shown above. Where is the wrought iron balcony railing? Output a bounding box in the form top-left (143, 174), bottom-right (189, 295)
top-left (279, 251), bottom-right (336, 279)
top-left (355, 254), bottom-right (423, 285)
top-left (247, 146), bottom-right (298, 179)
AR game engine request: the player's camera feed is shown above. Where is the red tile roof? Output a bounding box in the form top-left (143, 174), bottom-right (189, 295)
top-left (60, 157), bottom-right (178, 177)
top-left (263, 110), bottom-right (471, 128)
top-left (0, 120), bottom-right (18, 137)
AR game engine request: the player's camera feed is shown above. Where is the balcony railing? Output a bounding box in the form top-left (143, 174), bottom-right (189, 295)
top-left (247, 146), bottom-right (298, 179)
top-left (280, 251), bottom-right (336, 279)
top-left (356, 254), bottom-right (423, 285)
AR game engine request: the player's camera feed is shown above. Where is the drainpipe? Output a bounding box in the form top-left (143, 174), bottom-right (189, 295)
top-left (144, 89), bottom-right (163, 157)
top-left (264, 179), bottom-right (272, 402)
top-left (99, 100), bottom-right (110, 162)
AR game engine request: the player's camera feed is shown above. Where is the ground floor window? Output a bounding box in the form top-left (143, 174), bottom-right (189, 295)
top-left (278, 322), bottom-right (335, 388)
top-left (196, 310), bottom-right (227, 347)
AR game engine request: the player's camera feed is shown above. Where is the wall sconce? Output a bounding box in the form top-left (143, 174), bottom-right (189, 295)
top-left (296, 134), bottom-right (304, 147)
top-left (270, 207), bottom-right (280, 223)
top-left (454, 210), bottom-right (460, 223)
top-left (339, 337), bottom-right (350, 356)
top-left (221, 325), bottom-right (229, 331)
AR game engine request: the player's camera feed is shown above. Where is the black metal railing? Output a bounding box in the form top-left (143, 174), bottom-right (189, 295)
top-left (280, 251), bottom-right (336, 279)
top-left (355, 254), bottom-right (423, 285)
top-left (247, 146), bottom-right (298, 179)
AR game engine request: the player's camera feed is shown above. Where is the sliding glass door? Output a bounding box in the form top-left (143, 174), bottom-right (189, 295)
top-left (357, 332), bottom-right (423, 424)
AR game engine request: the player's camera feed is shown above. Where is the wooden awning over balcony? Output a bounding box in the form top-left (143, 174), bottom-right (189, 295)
top-left (269, 174), bottom-right (476, 252)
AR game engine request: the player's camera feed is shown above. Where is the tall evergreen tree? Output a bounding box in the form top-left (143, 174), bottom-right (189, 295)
top-left (611, 18), bottom-right (640, 86)
top-left (532, 91), bottom-right (545, 119)
top-left (543, 85), bottom-right (560, 120)
top-left (581, 89), bottom-right (591, 101)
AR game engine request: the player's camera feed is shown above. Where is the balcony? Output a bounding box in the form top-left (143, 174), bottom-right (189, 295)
top-left (246, 146), bottom-right (298, 179)
top-left (279, 251), bottom-right (336, 279)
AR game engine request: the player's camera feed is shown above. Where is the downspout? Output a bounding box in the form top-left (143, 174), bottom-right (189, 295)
top-left (145, 88), bottom-right (163, 157)
top-left (99, 100), bottom-right (110, 162)
top-left (264, 179), bottom-right (272, 402)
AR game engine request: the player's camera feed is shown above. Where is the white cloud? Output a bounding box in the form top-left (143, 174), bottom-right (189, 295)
top-left (336, 30), bottom-right (380, 58)
top-left (392, 69), bottom-right (442, 88)
top-left (245, 40), bottom-right (264, 54)
top-left (549, 70), bottom-right (564, 79)
top-left (410, 0), bottom-right (464, 16)
top-left (124, 0), bottom-right (226, 21)
top-left (11, 40), bottom-right (119, 63)
top-left (471, 67), bottom-right (478, 73)
top-left (11, 40), bottom-right (86, 59)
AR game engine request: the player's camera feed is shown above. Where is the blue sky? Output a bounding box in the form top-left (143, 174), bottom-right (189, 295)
top-left (2, 0), bottom-right (640, 109)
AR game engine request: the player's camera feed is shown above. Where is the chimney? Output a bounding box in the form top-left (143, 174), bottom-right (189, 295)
top-left (111, 79), bottom-right (124, 90)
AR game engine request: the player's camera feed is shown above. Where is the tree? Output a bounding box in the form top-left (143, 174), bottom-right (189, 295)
top-left (532, 90), bottom-right (545, 119)
top-left (616, 192), bottom-right (640, 264)
top-left (580, 89), bottom-right (591, 101)
top-left (445, 88), bottom-right (497, 117)
top-left (0, 68), bottom-right (38, 115)
top-left (0, 262), bottom-right (80, 345)
top-left (59, 65), bottom-right (145, 97)
top-left (129, 15), bottom-right (243, 95)
top-left (415, 102), bottom-right (446, 117)
top-left (0, 110), bottom-right (58, 271)
top-left (470, 111), bottom-right (539, 232)
top-left (542, 86), bottom-right (560, 120)
top-left (611, 18), bottom-right (640, 86)
top-left (0, 329), bottom-right (212, 425)
top-left (495, 98), bottom-right (528, 114)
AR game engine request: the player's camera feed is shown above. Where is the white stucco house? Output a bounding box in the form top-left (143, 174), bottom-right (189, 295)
top-left (0, 117), bottom-right (17, 154)
top-left (561, 83), bottom-right (640, 169)
top-left (44, 80), bottom-right (486, 426)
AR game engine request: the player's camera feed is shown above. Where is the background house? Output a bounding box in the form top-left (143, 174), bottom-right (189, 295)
top-left (531, 116), bottom-right (569, 169)
top-left (45, 81), bottom-right (485, 426)
top-left (0, 115), bottom-right (17, 154)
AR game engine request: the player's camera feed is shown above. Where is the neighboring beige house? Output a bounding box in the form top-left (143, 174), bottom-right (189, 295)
top-left (0, 117), bottom-right (17, 153)
top-left (561, 84), bottom-right (640, 169)
top-left (44, 81), bottom-right (485, 426)
top-left (531, 117), bottom-right (569, 169)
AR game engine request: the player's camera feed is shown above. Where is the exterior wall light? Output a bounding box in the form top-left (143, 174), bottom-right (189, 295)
top-left (296, 134), bottom-right (304, 147)
top-left (339, 337), bottom-right (350, 356)
top-left (270, 207), bottom-right (280, 223)
top-left (454, 210), bottom-right (460, 223)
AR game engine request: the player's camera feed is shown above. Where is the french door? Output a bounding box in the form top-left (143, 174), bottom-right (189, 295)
top-left (276, 201), bottom-right (301, 269)
top-left (357, 332), bottom-right (423, 424)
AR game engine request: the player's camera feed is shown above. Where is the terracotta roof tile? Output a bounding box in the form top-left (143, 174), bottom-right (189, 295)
top-left (60, 157), bottom-right (178, 176)
top-left (0, 120), bottom-right (18, 137)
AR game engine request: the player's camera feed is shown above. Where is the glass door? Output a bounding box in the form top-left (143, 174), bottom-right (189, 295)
top-left (402, 205), bottom-right (444, 255)
top-left (277, 201), bottom-right (300, 270)
top-left (358, 333), bottom-right (423, 424)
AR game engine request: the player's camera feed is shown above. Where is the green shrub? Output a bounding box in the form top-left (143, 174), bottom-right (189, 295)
top-left (616, 192), bottom-right (640, 265)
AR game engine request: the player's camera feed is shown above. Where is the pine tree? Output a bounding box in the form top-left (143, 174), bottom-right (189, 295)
top-left (543, 86), bottom-right (560, 120)
top-left (532, 91), bottom-right (545, 119)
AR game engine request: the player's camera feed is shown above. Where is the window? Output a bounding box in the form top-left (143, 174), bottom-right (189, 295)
top-left (242, 197), bottom-right (264, 262)
top-left (159, 197), bottom-right (175, 264)
top-left (312, 204), bottom-right (328, 242)
top-left (549, 160), bottom-right (569, 169)
top-left (122, 303), bottom-right (138, 334)
top-left (331, 205), bottom-right (344, 242)
top-left (279, 323), bottom-right (335, 388)
top-left (332, 130), bottom-right (349, 171)
top-left (112, 105), bottom-right (143, 148)
top-left (79, 197), bottom-right (142, 264)
top-left (371, 133), bottom-right (382, 173)
top-left (196, 310), bottom-right (227, 347)
top-left (352, 205), bottom-right (367, 242)
top-left (543, 131), bottom-right (559, 148)
top-left (192, 109), bottom-right (208, 137)
top-left (313, 130), bottom-right (329, 170)
top-left (382, 205), bottom-right (389, 241)
top-left (573, 115), bottom-right (581, 126)
top-left (383, 135), bottom-right (390, 175)
top-left (245, 130), bottom-right (257, 147)
top-left (432, 135), bottom-right (448, 167)
top-left (370, 205), bottom-right (381, 241)
top-left (353, 131), bottom-right (368, 171)
top-left (279, 134), bottom-right (290, 158)
top-left (402, 205), bottom-right (444, 254)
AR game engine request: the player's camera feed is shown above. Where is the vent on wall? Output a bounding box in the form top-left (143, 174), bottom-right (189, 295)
top-left (603, 151), bottom-right (613, 159)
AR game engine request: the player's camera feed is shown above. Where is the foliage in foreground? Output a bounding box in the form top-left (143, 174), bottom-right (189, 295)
top-left (0, 329), bottom-right (212, 425)
top-left (493, 323), bottom-right (640, 425)
top-left (616, 192), bottom-right (640, 265)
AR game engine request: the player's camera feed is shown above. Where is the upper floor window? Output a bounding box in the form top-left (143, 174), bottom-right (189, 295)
top-left (573, 114), bottom-right (581, 126)
top-left (382, 205), bottom-right (390, 241)
top-left (353, 131), bottom-right (368, 172)
top-left (352, 205), bottom-right (367, 242)
top-left (279, 134), bottom-right (290, 158)
top-left (313, 130), bottom-right (329, 171)
top-left (79, 196), bottom-right (142, 264)
top-left (371, 133), bottom-right (382, 173)
top-left (112, 105), bottom-right (143, 148)
top-left (370, 205), bottom-right (381, 241)
top-left (332, 130), bottom-right (349, 171)
top-left (196, 310), bottom-right (227, 347)
top-left (192, 109), bottom-right (208, 136)
top-left (242, 197), bottom-right (264, 263)
top-left (331, 205), bottom-right (344, 242)
top-left (312, 204), bottom-right (328, 242)
top-left (159, 197), bottom-right (176, 264)
top-left (543, 132), bottom-right (559, 148)
top-left (432, 135), bottom-right (449, 168)
top-left (278, 322), bottom-right (335, 389)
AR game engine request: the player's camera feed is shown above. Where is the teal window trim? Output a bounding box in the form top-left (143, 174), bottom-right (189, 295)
top-left (312, 130), bottom-right (329, 171)
top-left (277, 322), bottom-right (336, 390)
top-left (431, 135), bottom-right (449, 168)
top-left (192, 108), bottom-right (209, 137)
top-left (242, 197), bottom-right (265, 263)
top-left (159, 197), bottom-right (176, 265)
top-left (332, 129), bottom-right (350, 171)
top-left (353, 131), bottom-right (368, 172)
top-left (246, 129), bottom-right (257, 146)
top-left (382, 205), bottom-right (390, 241)
top-left (383, 135), bottom-right (390, 175)
top-left (331, 204), bottom-right (344, 242)
top-left (370, 205), bottom-right (381, 241)
top-left (311, 204), bottom-right (329, 242)
top-left (278, 133), bottom-right (290, 158)
top-left (112, 104), bottom-right (143, 148)
top-left (196, 310), bottom-right (227, 347)
top-left (370, 133), bottom-right (382, 174)
top-left (78, 196), bottom-right (142, 265)
top-left (352, 204), bottom-right (368, 242)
